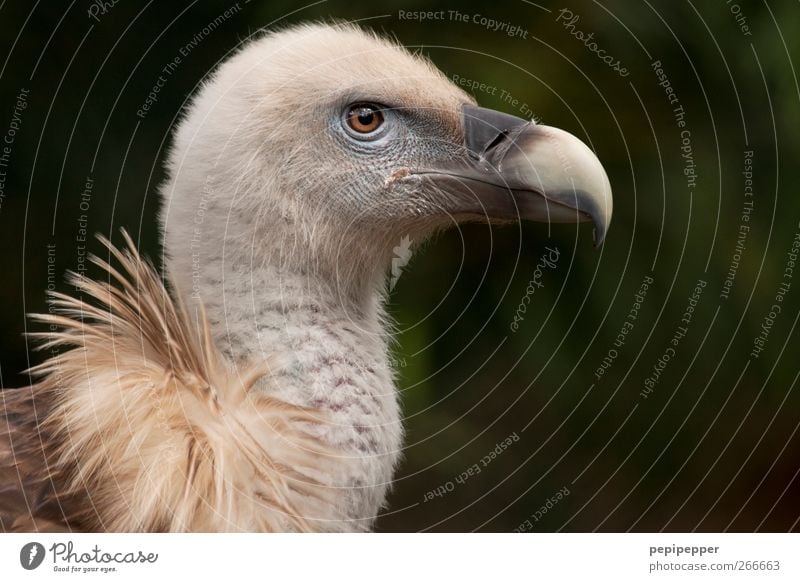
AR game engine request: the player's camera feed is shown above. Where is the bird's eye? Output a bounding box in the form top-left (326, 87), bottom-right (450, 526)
top-left (345, 104), bottom-right (384, 135)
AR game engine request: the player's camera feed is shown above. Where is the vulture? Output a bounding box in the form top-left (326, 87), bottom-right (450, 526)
top-left (0, 23), bottom-right (611, 532)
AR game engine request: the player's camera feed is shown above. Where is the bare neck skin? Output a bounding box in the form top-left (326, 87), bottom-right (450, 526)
top-left (163, 207), bottom-right (404, 530)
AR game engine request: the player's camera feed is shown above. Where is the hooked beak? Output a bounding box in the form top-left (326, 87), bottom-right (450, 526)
top-left (414, 105), bottom-right (613, 245)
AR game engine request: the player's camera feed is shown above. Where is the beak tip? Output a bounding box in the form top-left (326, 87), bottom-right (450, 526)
top-left (593, 226), bottom-right (607, 248)
top-left (588, 175), bottom-right (613, 248)
top-left (591, 200), bottom-right (611, 248)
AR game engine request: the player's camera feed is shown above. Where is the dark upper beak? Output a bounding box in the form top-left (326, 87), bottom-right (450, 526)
top-left (415, 105), bottom-right (613, 245)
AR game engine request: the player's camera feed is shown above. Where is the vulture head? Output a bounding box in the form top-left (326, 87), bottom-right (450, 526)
top-left (156, 22), bottom-right (612, 530)
top-left (2, 23), bottom-right (613, 534)
top-left (161, 23), bottom-right (611, 307)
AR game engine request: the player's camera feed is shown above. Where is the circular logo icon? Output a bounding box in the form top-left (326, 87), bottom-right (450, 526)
top-left (19, 542), bottom-right (46, 570)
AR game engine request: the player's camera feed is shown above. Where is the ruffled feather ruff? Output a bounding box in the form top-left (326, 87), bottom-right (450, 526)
top-left (6, 231), bottom-right (344, 532)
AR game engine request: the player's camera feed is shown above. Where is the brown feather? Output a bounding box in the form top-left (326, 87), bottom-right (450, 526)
top-left (1, 231), bottom-right (345, 532)
top-left (0, 385), bottom-right (69, 531)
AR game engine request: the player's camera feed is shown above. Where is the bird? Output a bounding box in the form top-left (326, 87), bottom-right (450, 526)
top-left (0, 22), bottom-right (611, 532)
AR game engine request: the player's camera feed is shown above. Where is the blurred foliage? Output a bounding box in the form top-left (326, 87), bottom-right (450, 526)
top-left (1, 0), bottom-right (799, 531)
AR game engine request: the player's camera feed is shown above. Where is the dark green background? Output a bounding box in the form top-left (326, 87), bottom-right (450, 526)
top-left (1, 0), bottom-right (799, 531)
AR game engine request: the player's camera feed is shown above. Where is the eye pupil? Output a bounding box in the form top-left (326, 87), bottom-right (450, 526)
top-left (346, 104), bottom-right (384, 135)
top-left (358, 110), bottom-right (374, 126)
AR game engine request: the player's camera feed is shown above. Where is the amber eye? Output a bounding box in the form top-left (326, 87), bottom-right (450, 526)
top-left (345, 104), bottom-right (384, 134)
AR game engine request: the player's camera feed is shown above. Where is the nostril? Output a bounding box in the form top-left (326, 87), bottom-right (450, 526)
top-left (482, 130), bottom-right (510, 156)
top-left (462, 104), bottom-right (529, 156)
